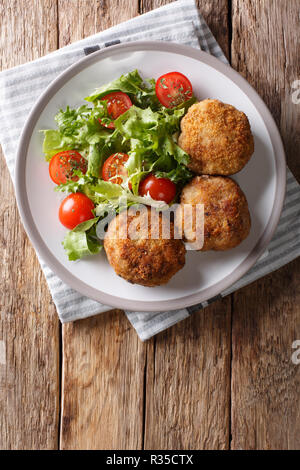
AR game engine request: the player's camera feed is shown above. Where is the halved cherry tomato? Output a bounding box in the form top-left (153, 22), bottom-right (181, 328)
top-left (99, 91), bottom-right (132, 129)
top-left (59, 193), bottom-right (95, 230)
top-left (102, 153), bottom-right (131, 186)
top-left (155, 72), bottom-right (193, 108)
top-left (139, 174), bottom-right (177, 204)
top-left (49, 150), bottom-right (87, 185)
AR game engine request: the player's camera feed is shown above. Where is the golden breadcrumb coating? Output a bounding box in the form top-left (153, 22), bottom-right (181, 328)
top-left (175, 176), bottom-right (251, 251)
top-left (104, 207), bottom-right (186, 287)
top-left (178, 99), bottom-right (254, 175)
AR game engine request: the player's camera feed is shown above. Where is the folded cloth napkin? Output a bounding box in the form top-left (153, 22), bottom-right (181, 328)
top-left (0, 0), bottom-right (299, 341)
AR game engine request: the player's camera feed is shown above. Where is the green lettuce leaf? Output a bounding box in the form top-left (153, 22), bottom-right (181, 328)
top-left (42, 130), bottom-right (76, 161)
top-left (42, 103), bottom-right (112, 161)
top-left (155, 164), bottom-right (193, 184)
top-left (55, 172), bottom-right (96, 197)
top-left (62, 218), bottom-right (102, 261)
top-left (114, 104), bottom-right (191, 186)
top-left (85, 69), bottom-right (160, 109)
top-left (159, 134), bottom-right (190, 166)
top-left (87, 144), bottom-right (104, 178)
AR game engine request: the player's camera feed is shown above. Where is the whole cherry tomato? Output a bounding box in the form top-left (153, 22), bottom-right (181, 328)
top-left (139, 174), bottom-right (177, 204)
top-left (59, 193), bottom-right (95, 230)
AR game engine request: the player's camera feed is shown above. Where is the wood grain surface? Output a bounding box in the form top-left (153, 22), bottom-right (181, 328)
top-left (230, 0), bottom-right (300, 450)
top-left (0, 0), bottom-right (60, 450)
top-left (0, 0), bottom-right (299, 450)
top-left (144, 302), bottom-right (232, 450)
top-left (61, 311), bottom-right (146, 450)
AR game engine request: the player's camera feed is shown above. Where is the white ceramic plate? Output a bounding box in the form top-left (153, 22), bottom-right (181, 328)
top-left (15, 42), bottom-right (286, 311)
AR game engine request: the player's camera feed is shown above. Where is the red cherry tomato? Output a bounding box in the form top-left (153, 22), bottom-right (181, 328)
top-left (49, 150), bottom-right (87, 185)
top-left (99, 91), bottom-right (132, 129)
top-left (59, 193), bottom-right (95, 230)
top-left (102, 153), bottom-right (131, 186)
top-left (155, 72), bottom-right (193, 108)
top-left (139, 174), bottom-right (177, 204)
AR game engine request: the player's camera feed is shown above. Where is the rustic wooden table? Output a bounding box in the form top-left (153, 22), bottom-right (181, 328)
top-left (0, 0), bottom-right (299, 450)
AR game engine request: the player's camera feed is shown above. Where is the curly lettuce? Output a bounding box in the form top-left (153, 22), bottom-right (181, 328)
top-left (85, 69), bottom-right (161, 110)
top-left (62, 218), bottom-right (101, 261)
top-left (42, 69), bottom-right (195, 261)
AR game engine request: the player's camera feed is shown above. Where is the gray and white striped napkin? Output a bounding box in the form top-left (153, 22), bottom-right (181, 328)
top-left (0, 0), bottom-right (299, 341)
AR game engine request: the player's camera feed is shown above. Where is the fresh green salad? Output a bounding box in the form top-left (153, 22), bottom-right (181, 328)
top-left (42, 70), bottom-right (195, 260)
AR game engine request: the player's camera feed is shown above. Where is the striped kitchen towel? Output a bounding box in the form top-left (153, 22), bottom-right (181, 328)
top-left (0, 0), bottom-right (299, 341)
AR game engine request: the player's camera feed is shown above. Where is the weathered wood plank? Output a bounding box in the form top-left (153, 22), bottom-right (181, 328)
top-left (140, 0), bottom-right (230, 60)
top-left (0, 0), bottom-right (60, 450)
top-left (58, 0), bottom-right (145, 450)
top-left (95, 0), bottom-right (140, 31)
top-left (231, 0), bottom-right (300, 450)
top-left (57, 0), bottom-right (139, 46)
top-left (61, 311), bottom-right (146, 450)
top-left (140, 0), bottom-right (232, 450)
top-left (144, 302), bottom-right (232, 450)
top-left (196, 0), bottom-right (230, 60)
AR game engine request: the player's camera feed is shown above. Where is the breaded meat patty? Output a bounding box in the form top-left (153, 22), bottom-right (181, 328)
top-left (178, 99), bottom-right (254, 175)
top-left (175, 176), bottom-right (251, 251)
top-left (104, 207), bottom-right (186, 287)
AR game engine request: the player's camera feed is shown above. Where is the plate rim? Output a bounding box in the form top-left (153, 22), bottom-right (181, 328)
top-left (15, 41), bottom-right (287, 312)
